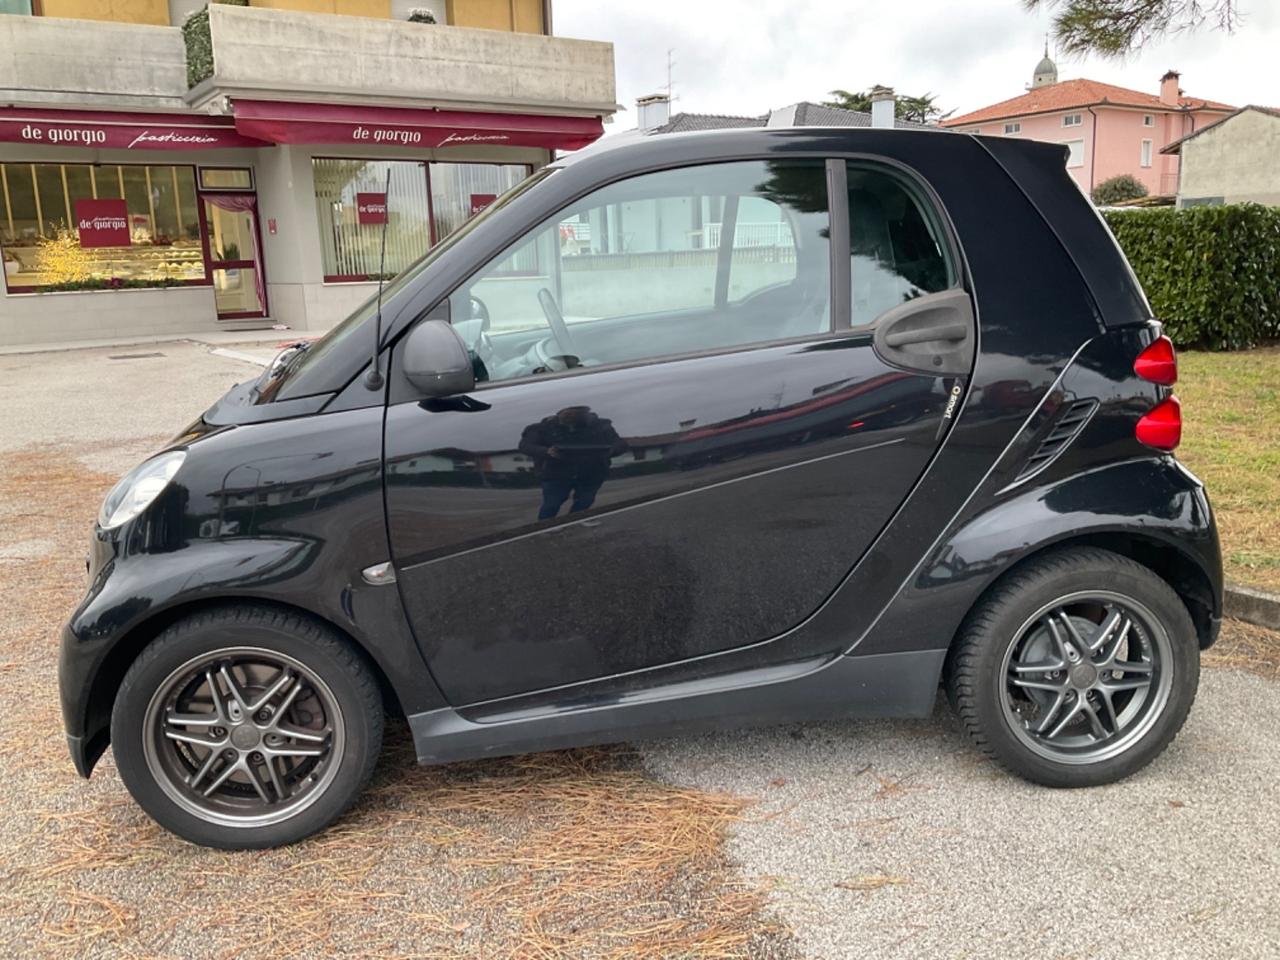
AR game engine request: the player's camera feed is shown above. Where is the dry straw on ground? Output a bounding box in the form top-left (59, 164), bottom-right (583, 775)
top-left (1204, 616), bottom-right (1280, 681)
top-left (5, 439), bottom-right (1277, 959)
top-left (0, 448), bottom-right (795, 960)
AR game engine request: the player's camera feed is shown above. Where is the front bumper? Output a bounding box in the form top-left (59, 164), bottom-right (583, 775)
top-left (59, 618), bottom-right (112, 779)
top-left (65, 733), bottom-right (95, 779)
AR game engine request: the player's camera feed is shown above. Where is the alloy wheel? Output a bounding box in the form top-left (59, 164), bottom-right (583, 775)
top-left (142, 647), bottom-right (345, 828)
top-left (999, 590), bottom-right (1174, 765)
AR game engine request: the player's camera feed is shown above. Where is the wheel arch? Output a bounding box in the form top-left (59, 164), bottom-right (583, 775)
top-left (957, 531), bottom-right (1219, 654)
top-left (81, 597), bottom-right (402, 777)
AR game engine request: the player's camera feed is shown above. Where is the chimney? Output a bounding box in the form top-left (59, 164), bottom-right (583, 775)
top-left (636, 94), bottom-right (671, 132)
top-left (870, 85), bottom-right (895, 129)
top-left (1160, 70), bottom-right (1181, 106)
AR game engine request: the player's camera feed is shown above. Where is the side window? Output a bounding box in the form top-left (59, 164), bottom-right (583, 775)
top-left (450, 160), bottom-right (830, 384)
top-left (845, 163), bottom-right (955, 327)
top-left (725, 196), bottom-right (797, 303)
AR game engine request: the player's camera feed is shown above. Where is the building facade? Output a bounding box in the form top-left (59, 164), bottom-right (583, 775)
top-left (1162, 106), bottom-right (1280, 208)
top-left (941, 54), bottom-right (1232, 198)
top-left (0, 1), bottom-right (616, 347)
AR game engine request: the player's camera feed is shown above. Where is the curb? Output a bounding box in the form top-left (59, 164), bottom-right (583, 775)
top-left (1224, 582), bottom-right (1280, 631)
top-left (210, 347), bottom-right (271, 367)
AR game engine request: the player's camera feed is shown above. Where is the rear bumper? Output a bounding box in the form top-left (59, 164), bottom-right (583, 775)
top-left (1207, 613), bottom-right (1223, 648)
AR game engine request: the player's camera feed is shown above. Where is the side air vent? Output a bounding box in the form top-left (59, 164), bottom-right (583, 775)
top-left (1015, 399), bottom-right (1098, 481)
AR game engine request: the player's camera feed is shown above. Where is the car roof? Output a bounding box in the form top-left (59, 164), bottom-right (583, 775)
top-left (552, 124), bottom-right (1067, 171)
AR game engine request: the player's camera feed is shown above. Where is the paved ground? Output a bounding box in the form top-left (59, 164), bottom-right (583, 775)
top-left (646, 668), bottom-right (1280, 959)
top-left (1, 340), bottom-right (1277, 959)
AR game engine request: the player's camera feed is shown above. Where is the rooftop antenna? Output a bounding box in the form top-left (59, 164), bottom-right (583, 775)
top-left (363, 166), bottom-right (393, 391)
top-left (665, 48), bottom-right (677, 104)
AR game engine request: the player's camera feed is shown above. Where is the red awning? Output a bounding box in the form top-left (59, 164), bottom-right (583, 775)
top-left (231, 100), bottom-right (603, 151)
top-left (0, 107), bottom-right (269, 151)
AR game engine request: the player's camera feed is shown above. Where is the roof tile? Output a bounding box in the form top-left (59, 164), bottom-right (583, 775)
top-left (654, 112), bottom-right (766, 133)
top-left (942, 78), bottom-right (1233, 127)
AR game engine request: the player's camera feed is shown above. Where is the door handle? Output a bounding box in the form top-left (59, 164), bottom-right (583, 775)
top-left (883, 321), bottom-right (969, 347)
top-left (871, 289), bottom-right (975, 377)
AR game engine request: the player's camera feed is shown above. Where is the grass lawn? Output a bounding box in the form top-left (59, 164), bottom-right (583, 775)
top-left (1177, 346), bottom-right (1280, 593)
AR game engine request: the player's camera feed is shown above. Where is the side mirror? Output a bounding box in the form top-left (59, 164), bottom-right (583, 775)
top-left (401, 318), bottom-right (475, 397)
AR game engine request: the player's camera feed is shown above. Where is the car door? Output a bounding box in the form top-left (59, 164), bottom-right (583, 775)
top-left (384, 156), bottom-right (972, 705)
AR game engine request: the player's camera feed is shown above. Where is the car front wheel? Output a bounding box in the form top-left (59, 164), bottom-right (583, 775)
top-left (946, 547), bottom-right (1200, 787)
top-left (111, 605), bottom-right (383, 849)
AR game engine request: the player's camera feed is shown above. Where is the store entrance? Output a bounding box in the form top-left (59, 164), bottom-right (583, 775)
top-left (201, 194), bottom-right (267, 319)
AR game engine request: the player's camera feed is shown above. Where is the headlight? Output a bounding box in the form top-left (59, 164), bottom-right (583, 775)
top-left (98, 451), bottom-right (186, 530)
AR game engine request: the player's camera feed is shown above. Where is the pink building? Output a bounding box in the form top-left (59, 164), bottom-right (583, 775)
top-left (942, 53), bottom-right (1233, 197)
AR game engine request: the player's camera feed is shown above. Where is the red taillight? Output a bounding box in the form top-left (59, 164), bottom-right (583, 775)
top-left (1134, 335), bottom-right (1177, 385)
top-left (1136, 396), bottom-right (1182, 450)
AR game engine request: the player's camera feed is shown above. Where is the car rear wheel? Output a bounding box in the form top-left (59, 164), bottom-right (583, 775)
top-left (946, 547), bottom-right (1200, 787)
top-left (111, 605), bottom-right (383, 849)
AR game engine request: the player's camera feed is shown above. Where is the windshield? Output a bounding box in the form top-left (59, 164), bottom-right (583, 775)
top-left (270, 167), bottom-right (557, 400)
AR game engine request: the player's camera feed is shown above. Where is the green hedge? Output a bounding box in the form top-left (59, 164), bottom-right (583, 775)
top-left (182, 8), bottom-right (212, 88)
top-left (1103, 204), bottom-right (1280, 350)
top-left (182, 2), bottom-right (247, 88)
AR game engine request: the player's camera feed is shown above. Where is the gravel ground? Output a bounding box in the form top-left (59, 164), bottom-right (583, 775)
top-left (0, 341), bottom-right (260, 472)
top-left (0, 341), bottom-right (793, 959)
top-left (2, 339), bottom-right (1277, 959)
top-left (644, 657), bottom-right (1280, 959)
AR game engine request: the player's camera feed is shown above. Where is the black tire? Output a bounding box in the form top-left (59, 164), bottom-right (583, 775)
top-left (945, 547), bottom-right (1199, 787)
top-left (111, 604), bottom-right (383, 849)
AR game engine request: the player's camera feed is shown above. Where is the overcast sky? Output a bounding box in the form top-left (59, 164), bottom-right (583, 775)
top-left (555, 0), bottom-right (1278, 130)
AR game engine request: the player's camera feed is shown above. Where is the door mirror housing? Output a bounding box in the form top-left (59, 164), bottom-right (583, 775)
top-left (402, 318), bottom-right (476, 397)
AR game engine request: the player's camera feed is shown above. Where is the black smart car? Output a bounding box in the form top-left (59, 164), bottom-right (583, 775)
top-left (61, 127), bottom-right (1222, 849)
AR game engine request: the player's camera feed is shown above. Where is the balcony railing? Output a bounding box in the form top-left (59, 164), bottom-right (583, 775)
top-left (1, 6), bottom-right (615, 120)
top-left (191, 4), bottom-right (616, 116)
top-left (0, 15), bottom-right (187, 109)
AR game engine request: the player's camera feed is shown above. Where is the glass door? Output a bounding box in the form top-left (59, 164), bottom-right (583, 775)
top-left (201, 194), bottom-right (267, 319)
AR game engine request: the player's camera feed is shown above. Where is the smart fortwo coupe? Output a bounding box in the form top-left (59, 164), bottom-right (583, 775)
top-left (61, 127), bottom-right (1222, 848)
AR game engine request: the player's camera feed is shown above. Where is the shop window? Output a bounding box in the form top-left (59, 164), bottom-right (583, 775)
top-left (313, 158), bottom-right (433, 282)
top-left (1, 162), bottom-right (205, 292)
top-left (428, 162), bottom-right (530, 242)
top-left (199, 167), bottom-right (254, 191)
top-left (311, 158), bottom-right (532, 283)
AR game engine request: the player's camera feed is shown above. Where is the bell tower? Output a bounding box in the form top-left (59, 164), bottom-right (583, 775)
top-left (1032, 40), bottom-right (1058, 88)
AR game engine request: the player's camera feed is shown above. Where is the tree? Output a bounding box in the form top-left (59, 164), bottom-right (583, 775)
top-left (822, 89), bottom-right (953, 124)
top-left (1092, 173), bottom-right (1150, 205)
top-left (1025, 0), bottom-right (1241, 58)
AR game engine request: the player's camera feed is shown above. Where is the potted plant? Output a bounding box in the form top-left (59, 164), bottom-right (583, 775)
top-left (407, 8), bottom-right (437, 23)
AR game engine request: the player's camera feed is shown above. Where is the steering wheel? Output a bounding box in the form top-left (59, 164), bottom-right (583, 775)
top-left (537, 287), bottom-right (580, 361)
top-left (467, 295), bottom-right (496, 381)
top-left (470, 295), bottom-right (490, 332)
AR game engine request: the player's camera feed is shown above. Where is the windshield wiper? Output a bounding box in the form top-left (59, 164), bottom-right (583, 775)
top-left (269, 341), bottom-right (312, 380)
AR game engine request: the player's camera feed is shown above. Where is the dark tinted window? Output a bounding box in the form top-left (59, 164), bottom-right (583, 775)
top-left (846, 163), bottom-right (954, 326)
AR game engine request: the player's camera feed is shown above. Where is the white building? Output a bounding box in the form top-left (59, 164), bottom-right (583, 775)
top-left (1162, 106), bottom-right (1280, 208)
top-left (0, 2), bottom-right (616, 347)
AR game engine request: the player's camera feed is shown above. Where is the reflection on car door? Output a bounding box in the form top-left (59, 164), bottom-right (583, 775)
top-left (384, 158), bottom-right (970, 705)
